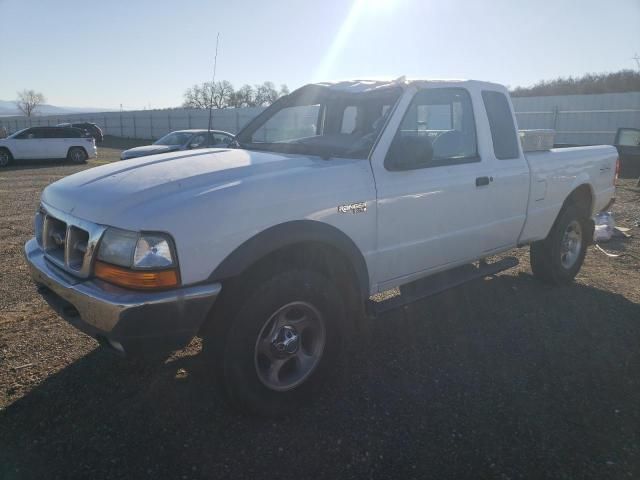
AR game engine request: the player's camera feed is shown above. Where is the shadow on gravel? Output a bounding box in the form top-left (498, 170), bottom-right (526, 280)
top-left (2, 273), bottom-right (639, 480)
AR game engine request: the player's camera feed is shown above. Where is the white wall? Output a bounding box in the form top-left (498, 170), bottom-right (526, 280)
top-left (2, 91), bottom-right (639, 146)
top-left (0, 107), bottom-right (266, 139)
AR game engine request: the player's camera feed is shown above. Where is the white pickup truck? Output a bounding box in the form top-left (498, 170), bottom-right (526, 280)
top-left (25, 79), bottom-right (617, 415)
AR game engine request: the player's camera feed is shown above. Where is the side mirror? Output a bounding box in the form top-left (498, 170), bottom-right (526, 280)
top-left (385, 135), bottom-right (434, 171)
top-left (189, 142), bottom-right (201, 149)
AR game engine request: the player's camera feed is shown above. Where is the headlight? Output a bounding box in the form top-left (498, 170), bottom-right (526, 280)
top-left (95, 228), bottom-right (179, 290)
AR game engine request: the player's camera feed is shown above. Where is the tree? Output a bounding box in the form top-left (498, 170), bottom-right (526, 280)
top-left (511, 70), bottom-right (640, 97)
top-left (183, 80), bottom-right (289, 109)
top-left (254, 81), bottom-right (280, 107)
top-left (229, 84), bottom-right (256, 108)
top-left (16, 89), bottom-right (46, 117)
top-left (183, 81), bottom-right (235, 109)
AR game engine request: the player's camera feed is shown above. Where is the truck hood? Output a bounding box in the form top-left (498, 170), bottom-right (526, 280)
top-left (121, 144), bottom-right (180, 159)
top-left (41, 148), bottom-right (318, 226)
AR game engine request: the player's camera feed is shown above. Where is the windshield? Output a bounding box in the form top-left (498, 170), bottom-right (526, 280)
top-left (153, 132), bottom-right (193, 146)
top-left (235, 86), bottom-right (402, 159)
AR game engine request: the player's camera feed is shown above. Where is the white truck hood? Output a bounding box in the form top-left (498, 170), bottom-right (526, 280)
top-left (42, 148), bottom-right (316, 226)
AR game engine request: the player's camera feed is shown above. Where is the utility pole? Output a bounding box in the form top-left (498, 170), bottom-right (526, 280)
top-left (633, 53), bottom-right (640, 71)
top-left (207, 32), bottom-right (221, 134)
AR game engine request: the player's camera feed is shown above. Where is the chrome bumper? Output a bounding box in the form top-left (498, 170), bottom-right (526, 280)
top-left (24, 238), bottom-right (221, 356)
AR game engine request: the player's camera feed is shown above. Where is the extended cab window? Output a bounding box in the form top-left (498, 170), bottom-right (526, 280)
top-left (395, 88), bottom-right (478, 165)
top-left (481, 91), bottom-right (520, 159)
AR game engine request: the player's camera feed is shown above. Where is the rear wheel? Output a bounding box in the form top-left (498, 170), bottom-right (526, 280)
top-left (0, 148), bottom-right (11, 167)
top-left (530, 204), bottom-right (588, 284)
top-left (203, 269), bottom-right (344, 416)
top-left (68, 147), bottom-right (87, 164)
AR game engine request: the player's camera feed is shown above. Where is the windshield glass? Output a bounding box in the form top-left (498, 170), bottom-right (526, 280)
top-left (154, 132), bottom-right (193, 146)
top-left (236, 86), bottom-right (402, 159)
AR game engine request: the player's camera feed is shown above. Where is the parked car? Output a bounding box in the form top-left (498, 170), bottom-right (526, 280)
top-left (57, 122), bottom-right (104, 143)
top-left (0, 126), bottom-right (96, 167)
top-left (25, 79), bottom-right (617, 416)
top-left (120, 129), bottom-right (234, 160)
top-left (613, 127), bottom-right (640, 178)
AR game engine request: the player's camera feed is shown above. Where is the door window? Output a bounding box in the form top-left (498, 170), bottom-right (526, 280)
top-left (389, 88), bottom-right (478, 169)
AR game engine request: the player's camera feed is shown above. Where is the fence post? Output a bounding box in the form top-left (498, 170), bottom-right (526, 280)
top-left (119, 112), bottom-right (123, 137)
top-left (168, 112), bottom-right (172, 132)
top-left (552, 105), bottom-right (559, 131)
top-left (104, 116), bottom-right (107, 136)
top-left (150, 113), bottom-right (153, 139)
top-left (187, 111), bottom-right (191, 129)
top-left (133, 115), bottom-right (137, 139)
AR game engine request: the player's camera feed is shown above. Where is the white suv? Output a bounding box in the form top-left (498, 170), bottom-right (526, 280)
top-left (0, 126), bottom-right (97, 167)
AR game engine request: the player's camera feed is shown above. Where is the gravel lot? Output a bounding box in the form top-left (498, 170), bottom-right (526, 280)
top-left (1, 150), bottom-right (639, 479)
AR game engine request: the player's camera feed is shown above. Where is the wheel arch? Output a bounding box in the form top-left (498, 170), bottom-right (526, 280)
top-left (0, 146), bottom-right (14, 158)
top-left (67, 145), bottom-right (88, 158)
top-left (208, 220), bottom-right (370, 302)
top-left (564, 183), bottom-right (594, 217)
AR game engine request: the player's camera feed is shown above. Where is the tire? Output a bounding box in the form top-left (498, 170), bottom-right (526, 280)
top-left (0, 148), bottom-right (12, 167)
top-left (203, 269), bottom-right (344, 416)
top-left (530, 204), bottom-right (589, 284)
top-left (68, 147), bottom-right (88, 164)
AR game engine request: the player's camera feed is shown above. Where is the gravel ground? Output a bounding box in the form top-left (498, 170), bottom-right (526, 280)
top-left (1, 153), bottom-right (639, 479)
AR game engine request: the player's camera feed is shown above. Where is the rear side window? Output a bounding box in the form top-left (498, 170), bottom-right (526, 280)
top-left (482, 91), bottom-right (519, 159)
top-left (62, 128), bottom-right (84, 138)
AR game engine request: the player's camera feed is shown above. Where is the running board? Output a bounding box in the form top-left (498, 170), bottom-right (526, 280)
top-left (368, 256), bottom-right (519, 316)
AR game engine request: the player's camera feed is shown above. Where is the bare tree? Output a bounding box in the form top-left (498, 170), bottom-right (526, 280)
top-left (229, 84), bottom-right (256, 108)
top-left (211, 80), bottom-right (234, 109)
top-left (183, 80), bottom-right (289, 109)
top-left (16, 89), bottom-right (46, 117)
top-left (183, 80), bottom-right (235, 109)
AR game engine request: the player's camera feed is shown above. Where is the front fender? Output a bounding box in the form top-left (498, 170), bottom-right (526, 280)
top-left (209, 220), bottom-right (370, 297)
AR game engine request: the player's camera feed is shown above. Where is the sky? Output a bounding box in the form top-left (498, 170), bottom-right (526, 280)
top-left (0, 0), bottom-right (639, 110)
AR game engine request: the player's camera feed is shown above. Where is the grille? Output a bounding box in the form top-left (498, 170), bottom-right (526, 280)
top-left (38, 205), bottom-right (106, 278)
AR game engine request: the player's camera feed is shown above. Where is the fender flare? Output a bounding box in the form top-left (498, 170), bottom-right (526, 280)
top-left (208, 220), bottom-right (370, 297)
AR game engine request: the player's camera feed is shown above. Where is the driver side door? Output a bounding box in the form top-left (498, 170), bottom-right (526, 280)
top-left (370, 87), bottom-right (494, 291)
top-left (11, 128), bottom-right (45, 159)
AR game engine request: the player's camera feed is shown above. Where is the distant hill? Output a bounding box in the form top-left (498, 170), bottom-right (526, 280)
top-left (0, 100), bottom-right (112, 117)
top-left (511, 70), bottom-right (640, 97)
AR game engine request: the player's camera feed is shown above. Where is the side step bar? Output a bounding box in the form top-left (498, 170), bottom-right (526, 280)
top-left (368, 256), bottom-right (519, 316)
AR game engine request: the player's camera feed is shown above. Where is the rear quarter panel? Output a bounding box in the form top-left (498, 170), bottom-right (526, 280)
top-left (519, 145), bottom-right (617, 243)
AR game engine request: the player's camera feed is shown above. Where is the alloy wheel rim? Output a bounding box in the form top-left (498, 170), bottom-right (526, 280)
top-left (254, 301), bottom-right (326, 392)
top-left (72, 150), bottom-right (84, 162)
top-left (560, 220), bottom-right (582, 269)
top-left (0, 152), bottom-right (8, 166)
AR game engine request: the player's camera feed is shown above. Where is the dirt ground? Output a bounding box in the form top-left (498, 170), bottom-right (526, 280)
top-left (1, 148), bottom-right (639, 479)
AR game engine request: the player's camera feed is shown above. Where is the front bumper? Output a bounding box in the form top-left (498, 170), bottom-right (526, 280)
top-left (24, 238), bottom-right (221, 356)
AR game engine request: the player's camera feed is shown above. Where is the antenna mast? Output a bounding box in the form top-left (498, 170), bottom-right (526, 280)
top-left (207, 32), bottom-right (221, 133)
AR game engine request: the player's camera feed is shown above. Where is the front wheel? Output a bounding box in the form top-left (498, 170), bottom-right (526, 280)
top-left (68, 147), bottom-right (87, 164)
top-left (0, 148), bottom-right (11, 167)
top-left (530, 204), bottom-right (589, 284)
top-left (204, 269), bottom-right (344, 416)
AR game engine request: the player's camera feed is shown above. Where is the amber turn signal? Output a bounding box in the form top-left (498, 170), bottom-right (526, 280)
top-left (94, 260), bottom-right (179, 290)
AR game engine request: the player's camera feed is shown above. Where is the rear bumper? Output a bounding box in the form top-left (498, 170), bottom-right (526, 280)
top-left (24, 238), bottom-right (221, 356)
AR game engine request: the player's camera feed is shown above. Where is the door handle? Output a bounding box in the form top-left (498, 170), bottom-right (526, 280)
top-left (475, 176), bottom-right (490, 187)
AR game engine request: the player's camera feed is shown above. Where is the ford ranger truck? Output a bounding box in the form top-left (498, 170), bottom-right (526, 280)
top-left (25, 79), bottom-right (617, 415)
